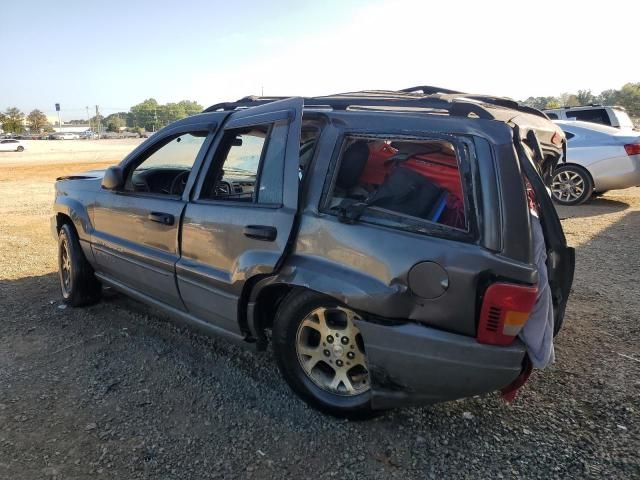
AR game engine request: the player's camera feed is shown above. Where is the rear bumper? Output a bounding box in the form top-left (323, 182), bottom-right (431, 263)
top-left (590, 154), bottom-right (640, 191)
top-left (355, 320), bottom-right (526, 409)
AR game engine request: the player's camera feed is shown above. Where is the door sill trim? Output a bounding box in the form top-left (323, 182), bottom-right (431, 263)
top-left (95, 273), bottom-right (249, 347)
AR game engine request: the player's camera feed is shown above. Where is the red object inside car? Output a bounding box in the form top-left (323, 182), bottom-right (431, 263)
top-left (359, 143), bottom-right (465, 228)
top-left (360, 143), bottom-right (463, 199)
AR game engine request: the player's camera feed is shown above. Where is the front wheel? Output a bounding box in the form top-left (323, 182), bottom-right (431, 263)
top-left (58, 223), bottom-right (101, 306)
top-left (273, 290), bottom-right (375, 418)
top-left (16, 146), bottom-right (24, 152)
top-left (551, 165), bottom-right (594, 205)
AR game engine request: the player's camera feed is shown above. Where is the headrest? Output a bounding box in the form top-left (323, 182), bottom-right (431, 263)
top-left (337, 141), bottom-right (369, 190)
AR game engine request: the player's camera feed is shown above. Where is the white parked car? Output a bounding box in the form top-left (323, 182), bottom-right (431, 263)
top-left (551, 120), bottom-right (640, 205)
top-left (544, 105), bottom-right (635, 130)
top-left (0, 139), bottom-right (26, 152)
top-left (52, 132), bottom-right (80, 140)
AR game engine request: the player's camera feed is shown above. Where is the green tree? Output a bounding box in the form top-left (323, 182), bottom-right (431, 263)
top-left (545, 99), bottom-right (562, 109)
top-left (1, 107), bottom-right (25, 133)
top-left (177, 100), bottom-right (202, 116)
top-left (89, 114), bottom-right (104, 131)
top-left (597, 89), bottom-right (619, 106)
top-left (27, 109), bottom-right (49, 132)
top-left (615, 82), bottom-right (640, 117)
top-left (106, 116), bottom-right (124, 132)
top-left (576, 90), bottom-right (595, 106)
top-left (130, 98), bottom-right (160, 131)
top-left (522, 96), bottom-right (560, 110)
top-left (128, 99), bottom-right (202, 131)
top-left (560, 93), bottom-right (580, 107)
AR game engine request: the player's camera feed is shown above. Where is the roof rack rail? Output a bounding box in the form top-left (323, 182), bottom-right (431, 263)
top-left (204, 92), bottom-right (496, 119)
top-left (399, 85), bottom-right (463, 95)
top-left (398, 87), bottom-right (547, 119)
top-left (204, 96), bottom-right (288, 112)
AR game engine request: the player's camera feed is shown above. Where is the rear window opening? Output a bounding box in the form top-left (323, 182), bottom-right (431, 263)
top-left (327, 136), bottom-right (467, 231)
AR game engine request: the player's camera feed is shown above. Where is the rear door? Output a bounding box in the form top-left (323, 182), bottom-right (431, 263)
top-left (176, 98), bottom-right (303, 336)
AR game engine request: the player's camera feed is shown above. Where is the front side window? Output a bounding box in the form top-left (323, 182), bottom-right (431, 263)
top-left (127, 132), bottom-right (207, 195)
top-left (326, 136), bottom-right (467, 231)
top-left (199, 122), bottom-right (289, 205)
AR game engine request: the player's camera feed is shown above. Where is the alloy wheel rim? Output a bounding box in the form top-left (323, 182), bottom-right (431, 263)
top-left (551, 170), bottom-right (585, 202)
top-left (295, 306), bottom-right (370, 396)
top-left (60, 238), bottom-right (72, 296)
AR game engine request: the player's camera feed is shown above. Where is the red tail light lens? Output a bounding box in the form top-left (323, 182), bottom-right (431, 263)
top-left (624, 144), bottom-right (640, 156)
top-left (477, 283), bottom-right (538, 346)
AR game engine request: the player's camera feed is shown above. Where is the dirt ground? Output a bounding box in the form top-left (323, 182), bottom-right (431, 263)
top-left (0, 140), bottom-right (638, 479)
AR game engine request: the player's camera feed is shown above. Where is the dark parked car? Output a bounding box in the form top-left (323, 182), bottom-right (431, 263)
top-left (52, 88), bottom-right (575, 417)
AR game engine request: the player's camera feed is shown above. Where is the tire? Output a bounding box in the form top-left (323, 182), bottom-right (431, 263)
top-left (58, 223), bottom-right (101, 306)
top-left (551, 165), bottom-right (594, 206)
top-left (273, 290), bottom-right (376, 419)
top-left (16, 146), bottom-right (24, 152)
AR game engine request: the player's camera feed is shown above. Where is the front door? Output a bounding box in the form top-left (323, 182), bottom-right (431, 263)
top-left (92, 120), bottom-right (219, 309)
top-left (176, 98), bottom-right (303, 335)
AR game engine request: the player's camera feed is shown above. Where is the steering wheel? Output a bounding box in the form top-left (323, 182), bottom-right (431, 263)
top-left (213, 180), bottom-right (231, 197)
top-left (169, 170), bottom-right (190, 195)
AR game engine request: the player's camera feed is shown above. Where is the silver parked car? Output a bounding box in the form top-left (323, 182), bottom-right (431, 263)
top-left (551, 120), bottom-right (640, 205)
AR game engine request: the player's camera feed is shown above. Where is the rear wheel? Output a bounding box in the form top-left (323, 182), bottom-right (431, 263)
top-left (273, 290), bottom-right (375, 418)
top-left (58, 223), bottom-right (101, 306)
top-left (551, 165), bottom-right (593, 205)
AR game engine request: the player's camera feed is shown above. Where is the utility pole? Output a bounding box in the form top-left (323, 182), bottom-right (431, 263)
top-left (55, 103), bottom-right (61, 130)
top-left (86, 106), bottom-right (90, 132)
top-left (95, 105), bottom-right (101, 137)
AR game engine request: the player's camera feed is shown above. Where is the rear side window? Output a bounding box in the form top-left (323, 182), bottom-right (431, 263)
top-left (325, 136), bottom-right (467, 231)
top-left (565, 108), bottom-right (610, 125)
top-left (612, 109), bottom-right (634, 128)
top-left (562, 130), bottom-right (575, 140)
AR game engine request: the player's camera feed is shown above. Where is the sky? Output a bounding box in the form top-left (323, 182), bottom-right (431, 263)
top-left (1, 0), bottom-right (638, 120)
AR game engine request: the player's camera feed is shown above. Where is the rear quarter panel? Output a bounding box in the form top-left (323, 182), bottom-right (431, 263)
top-left (270, 114), bottom-right (537, 337)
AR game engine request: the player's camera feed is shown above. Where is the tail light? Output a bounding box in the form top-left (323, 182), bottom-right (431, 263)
top-left (477, 283), bottom-right (538, 346)
top-left (624, 144), bottom-right (640, 156)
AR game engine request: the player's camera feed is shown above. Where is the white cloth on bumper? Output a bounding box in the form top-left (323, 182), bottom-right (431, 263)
top-left (519, 215), bottom-right (555, 368)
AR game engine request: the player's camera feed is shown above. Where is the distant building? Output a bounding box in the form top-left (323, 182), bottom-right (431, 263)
top-left (53, 124), bottom-right (91, 133)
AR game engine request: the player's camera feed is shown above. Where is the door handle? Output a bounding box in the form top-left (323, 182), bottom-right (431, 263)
top-left (148, 211), bottom-right (175, 225)
top-left (243, 225), bottom-right (277, 241)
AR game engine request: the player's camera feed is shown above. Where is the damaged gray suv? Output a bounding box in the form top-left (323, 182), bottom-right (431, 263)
top-left (52, 87), bottom-right (575, 417)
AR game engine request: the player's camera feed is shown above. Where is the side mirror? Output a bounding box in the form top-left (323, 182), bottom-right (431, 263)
top-left (101, 166), bottom-right (124, 190)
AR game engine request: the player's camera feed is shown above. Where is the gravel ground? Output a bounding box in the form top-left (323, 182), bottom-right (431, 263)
top-left (0, 145), bottom-right (638, 479)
